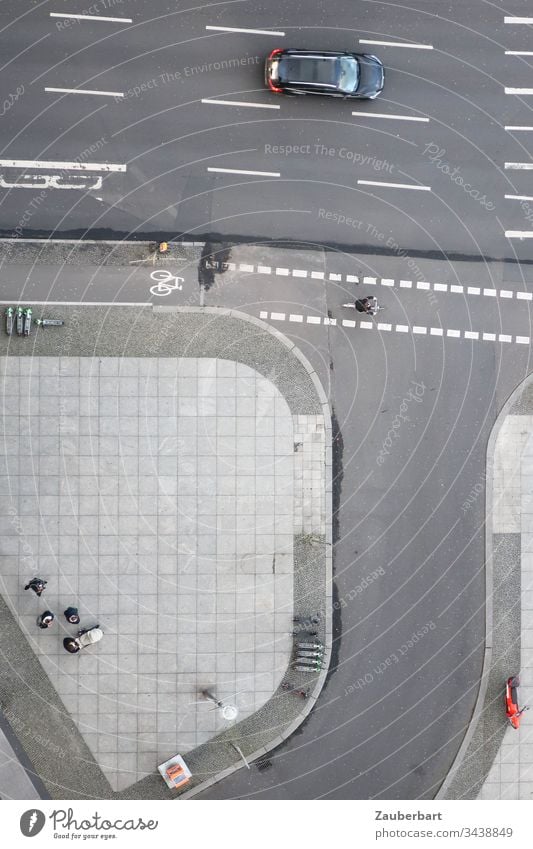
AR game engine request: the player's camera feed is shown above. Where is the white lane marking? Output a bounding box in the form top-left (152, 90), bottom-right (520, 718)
top-left (358, 179), bottom-right (431, 191)
top-left (289, 314), bottom-right (303, 322)
top-left (359, 321), bottom-right (373, 329)
top-left (381, 278), bottom-right (394, 286)
top-left (505, 53), bottom-right (533, 56)
top-left (239, 263), bottom-right (254, 272)
top-left (377, 323), bottom-right (391, 331)
top-left (0, 300), bottom-right (150, 306)
top-left (506, 231), bottom-right (533, 238)
top-left (499, 334), bottom-right (512, 343)
top-left (363, 276), bottom-right (377, 285)
top-left (417, 281), bottom-right (430, 290)
top-left (483, 332), bottom-right (496, 341)
top-left (464, 331), bottom-right (479, 339)
top-left (505, 125), bottom-right (533, 130)
top-left (413, 326), bottom-right (427, 334)
top-left (292, 269), bottom-right (308, 277)
top-left (434, 283), bottom-right (448, 291)
top-left (311, 271), bottom-right (324, 279)
top-left (351, 110), bottom-right (429, 122)
top-left (207, 166), bottom-right (280, 177)
top-left (49, 12), bottom-right (132, 23)
top-left (400, 280), bottom-right (412, 288)
top-left (517, 336), bottom-right (531, 344)
top-left (467, 287), bottom-right (480, 295)
top-left (396, 325), bottom-right (409, 333)
top-left (450, 285), bottom-right (463, 293)
top-left (358, 39), bottom-right (433, 49)
top-left (259, 311), bottom-right (268, 319)
top-left (505, 88), bottom-right (533, 95)
top-left (307, 316), bottom-right (321, 324)
top-left (206, 25), bottom-right (285, 35)
top-left (517, 292), bottom-right (533, 300)
top-left (0, 174), bottom-right (102, 190)
top-left (505, 162), bottom-right (533, 169)
top-left (483, 288), bottom-right (497, 297)
top-left (342, 319), bottom-right (356, 328)
top-left (505, 193), bottom-right (533, 199)
top-left (271, 312), bottom-right (285, 321)
top-left (276, 268), bottom-right (289, 276)
top-left (430, 328), bottom-right (443, 336)
top-left (346, 275), bottom-right (359, 283)
top-left (500, 290), bottom-right (513, 298)
top-left (504, 17), bottom-right (533, 24)
top-left (0, 158), bottom-right (125, 172)
top-left (329, 273), bottom-right (342, 281)
top-left (323, 317), bottom-right (337, 325)
top-left (447, 329), bottom-right (460, 337)
top-left (258, 266), bottom-right (271, 274)
top-left (45, 86), bottom-right (124, 97)
top-left (201, 98), bottom-right (280, 109)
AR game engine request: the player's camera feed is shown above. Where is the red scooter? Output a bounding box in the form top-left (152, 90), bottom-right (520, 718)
top-left (505, 675), bottom-right (529, 729)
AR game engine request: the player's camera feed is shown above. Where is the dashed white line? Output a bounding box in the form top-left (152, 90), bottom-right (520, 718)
top-left (207, 166), bottom-right (280, 177)
top-left (517, 292), bottom-right (533, 300)
top-left (400, 280), bottom-right (413, 288)
top-left (0, 158), bottom-right (126, 172)
top-left (0, 300), bottom-right (150, 306)
top-left (484, 288), bottom-right (497, 297)
top-left (307, 316), bottom-right (321, 324)
top-left (270, 312), bottom-right (285, 321)
top-left (464, 331), bottom-right (479, 340)
top-left (239, 263), bottom-right (254, 272)
top-left (447, 329), bottom-right (461, 338)
top-left (358, 179), bottom-right (431, 191)
top-left (413, 326), bottom-right (427, 334)
top-left (434, 283), bottom-right (448, 292)
top-left (49, 12), bottom-right (132, 23)
top-left (276, 268), bottom-right (289, 276)
top-left (506, 231), bottom-right (533, 238)
top-left (430, 328), bottom-right (443, 336)
top-left (505, 88), bottom-right (533, 95)
top-left (500, 290), bottom-right (513, 298)
top-left (377, 323), bottom-right (392, 331)
top-left (499, 334), bottom-right (512, 343)
top-left (505, 162), bottom-right (533, 169)
top-left (45, 87), bottom-right (123, 98)
top-left (504, 17), bottom-right (533, 24)
top-left (359, 39), bottom-right (433, 49)
top-left (201, 98), bottom-right (280, 109)
top-left (292, 269), bottom-right (308, 278)
top-left (258, 266), bottom-right (271, 274)
top-left (396, 325), bottom-right (409, 333)
top-left (311, 271), bottom-right (325, 280)
top-left (505, 125), bottom-right (533, 130)
top-left (505, 53), bottom-right (533, 57)
top-left (206, 25), bottom-right (285, 35)
top-left (342, 319), bottom-right (356, 327)
top-left (505, 193), bottom-right (533, 200)
top-left (351, 110), bottom-right (429, 122)
top-left (483, 333), bottom-right (496, 341)
top-left (289, 314), bottom-right (303, 323)
top-left (517, 336), bottom-right (530, 344)
top-left (467, 286), bottom-right (480, 295)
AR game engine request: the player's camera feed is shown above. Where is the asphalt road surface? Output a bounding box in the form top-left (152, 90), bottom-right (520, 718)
top-left (1, 1), bottom-right (533, 262)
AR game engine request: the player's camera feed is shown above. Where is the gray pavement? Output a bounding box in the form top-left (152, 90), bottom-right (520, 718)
top-left (0, 306), bottom-right (331, 799)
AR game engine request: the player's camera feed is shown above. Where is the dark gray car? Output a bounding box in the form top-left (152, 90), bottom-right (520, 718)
top-left (265, 48), bottom-right (384, 99)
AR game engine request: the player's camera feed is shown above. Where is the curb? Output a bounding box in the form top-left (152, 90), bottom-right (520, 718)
top-left (436, 378), bottom-right (525, 798)
top-left (175, 307), bottom-right (333, 799)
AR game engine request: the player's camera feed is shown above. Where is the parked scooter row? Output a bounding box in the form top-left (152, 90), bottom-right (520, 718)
top-left (5, 306), bottom-right (64, 336)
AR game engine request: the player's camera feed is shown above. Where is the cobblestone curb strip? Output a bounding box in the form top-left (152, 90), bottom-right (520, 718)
top-left (0, 306), bottom-right (331, 800)
top-left (437, 380), bottom-right (525, 799)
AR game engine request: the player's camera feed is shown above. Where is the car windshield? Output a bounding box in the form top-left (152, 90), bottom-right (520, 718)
top-left (279, 55), bottom-right (339, 87)
top-left (338, 56), bottom-right (359, 92)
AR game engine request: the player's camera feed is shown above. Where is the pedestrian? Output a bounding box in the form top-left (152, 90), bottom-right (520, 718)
top-left (63, 606), bottom-right (80, 625)
top-left (24, 578), bottom-right (47, 597)
top-left (37, 611), bottom-right (54, 629)
top-left (63, 626), bottom-right (103, 654)
top-left (63, 638), bottom-right (80, 654)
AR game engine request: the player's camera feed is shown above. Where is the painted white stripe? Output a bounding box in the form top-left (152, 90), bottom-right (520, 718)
top-left (434, 283), bottom-right (448, 291)
top-left (467, 287), bottom-right (480, 295)
top-left (292, 269), bottom-right (308, 278)
top-left (505, 126), bottom-right (533, 130)
top-left (0, 158), bottom-right (125, 172)
top-left (275, 268), bottom-right (289, 276)
top-left (259, 311), bottom-right (268, 319)
top-left (396, 325), bottom-right (409, 333)
top-left (517, 292), bottom-right (533, 300)
top-left (450, 285), bottom-right (464, 293)
top-left (323, 317), bottom-right (337, 326)
top-left (289, 314), bottom-right (303, 323)
top-left (464, 331), bottom-right (479, 340)
top-left (506, 231), bottom-right (533, 238)
top-left (381, 278), bottom-right (394, 286)
top-left (307, 316), bottom-right (321, 324)
top-left (483, 289), bottom-right (497, 297)
top-left (500, 290), bottom-right (513, 298)
top-left (517, 336), bottom-right (530, 344)
top-left (0, 300), bottom-right (149, 306)
top-left (201, 98), bottom-right (280, 109)
top-left (46, 86), bottom-right (123, 98)
top-left (49, 12), bottom-right (132, 23)
top-left (417, 281), bottom-right (430, 290)
top-left (359, 321), bottom-right (373, 329)
top-left (270, 312), bottom-right (285, 321)
top-left (226, 262), bottom-right (237, 270)
top-left (505, 194), bottom-right (533, 199)
top-left (342, 319), bottom-right (356, 328)
top-left (400, 280), bottom-right (412, 288)
top-left (363, 276), bottom-right (377, 285)
top-left (499, 334), bottom-right (512, 343)
top-left (207, 166), bottom-right (280, 177)
top-left (430, 328), bottom-right (444, 336)
top-left (377, 323), bottom-right (391, 331)
top-left (346, 275), bottom-right (359, 283)
top-left (311, 271), bottom-right (325, 279)
top-left (358, 179), bottom-right (431, 191)
top-left (482, 332), bottom-right (496, 341)
top-left (413, 326), bottom-right (427, 334)
top-left (447, 329), bottom-right (460, 338)
top-left (258, 266), bottom-right (271, 274)
top-left (504, 17), bottom-right (533, 24)
top-left (505, 52), bottom-right (533, 56)
top-left (329, 273), bottom-right (342, 281)
top-left (351, 110), bottom-right (429, 122)
top-left (206, 25), bottom-right (285, 36)
top-left (505, 88), bottom-right (533, 95)
top-left (505, 162), bottom-right (533, 169)
top-left (359, 39), bottom-right (432, 50)
top-left (239, 263), bottom-right (254, 272)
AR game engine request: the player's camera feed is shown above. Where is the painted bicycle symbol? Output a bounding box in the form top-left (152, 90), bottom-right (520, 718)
top-left (149, 269), bottom-right (184, 297)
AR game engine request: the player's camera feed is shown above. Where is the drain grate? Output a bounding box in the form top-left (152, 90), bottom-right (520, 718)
top-left (255, 757), bottom-right (272, 772)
